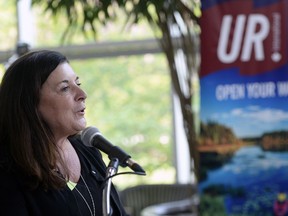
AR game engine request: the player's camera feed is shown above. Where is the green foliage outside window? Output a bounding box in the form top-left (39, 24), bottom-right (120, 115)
top-left (68, 53), bottom-right (174, 189)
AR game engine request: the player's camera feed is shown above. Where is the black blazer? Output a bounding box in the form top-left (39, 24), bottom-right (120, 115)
top-left (0, 135), bottom-right (128, 216)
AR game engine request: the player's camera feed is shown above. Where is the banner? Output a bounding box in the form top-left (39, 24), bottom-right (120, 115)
top-left (199, 0), bottom-right (288, 215)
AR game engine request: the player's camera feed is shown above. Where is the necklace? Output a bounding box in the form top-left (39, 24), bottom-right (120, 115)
top-left (73, 175), bottom-right (96, 216)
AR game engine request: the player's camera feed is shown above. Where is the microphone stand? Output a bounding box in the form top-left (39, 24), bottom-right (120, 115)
top-left (103, 158), bottom-right (119, 216)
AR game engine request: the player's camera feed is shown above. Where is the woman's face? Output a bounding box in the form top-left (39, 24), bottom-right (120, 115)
top-left (38, 62), bottom-right (87, 140)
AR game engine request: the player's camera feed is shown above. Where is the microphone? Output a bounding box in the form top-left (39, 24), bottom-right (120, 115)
top-left (81, 126), bottom-right (146, 174)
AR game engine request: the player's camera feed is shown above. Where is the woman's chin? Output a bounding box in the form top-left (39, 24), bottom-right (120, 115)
top-left (76, 119), bottom-right (87, 131)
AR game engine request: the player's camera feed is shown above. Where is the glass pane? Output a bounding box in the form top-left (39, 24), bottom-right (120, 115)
top-left (71, 53), bottom-right (175, 188)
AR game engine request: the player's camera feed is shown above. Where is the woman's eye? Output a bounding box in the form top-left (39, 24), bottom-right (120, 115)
top-left (77, 82), bottom-right (81, 86)
top-left (61, 86), bottom-right (69, 92)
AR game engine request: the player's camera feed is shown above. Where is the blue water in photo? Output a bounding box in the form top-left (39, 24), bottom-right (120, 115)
top-left (199, 145), bottom-right (288, 215)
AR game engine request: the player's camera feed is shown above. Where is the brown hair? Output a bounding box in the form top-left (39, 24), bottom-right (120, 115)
top-left (0, 50), bottom-right (69, 189)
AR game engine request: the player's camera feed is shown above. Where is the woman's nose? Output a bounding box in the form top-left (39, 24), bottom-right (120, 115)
top-left (76, 87), bottom-right (87, 101)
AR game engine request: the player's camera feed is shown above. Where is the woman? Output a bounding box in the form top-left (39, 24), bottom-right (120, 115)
top-left (0, 50), bottom-right (128, 215)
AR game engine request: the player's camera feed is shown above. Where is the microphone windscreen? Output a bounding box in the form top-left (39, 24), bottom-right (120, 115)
top-left (81, 126), bottom-right (100, 147)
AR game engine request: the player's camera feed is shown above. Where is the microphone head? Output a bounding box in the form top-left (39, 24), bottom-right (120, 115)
top-left (81, 126), bottom-right (100, 147)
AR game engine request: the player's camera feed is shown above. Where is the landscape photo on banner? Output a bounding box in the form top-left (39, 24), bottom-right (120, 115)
top-left (199, 0), bottom-right (288, 215)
